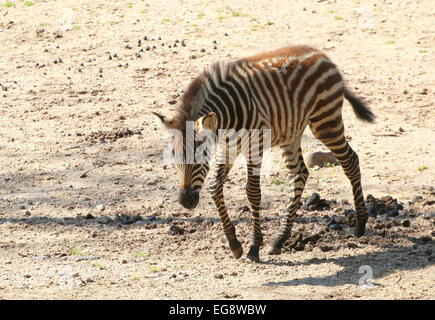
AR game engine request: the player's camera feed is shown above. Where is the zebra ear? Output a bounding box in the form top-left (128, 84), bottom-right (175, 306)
top-left (195, 112), bottom-right (217, 132)
top-left (152, 112), bottom-right (173, 129)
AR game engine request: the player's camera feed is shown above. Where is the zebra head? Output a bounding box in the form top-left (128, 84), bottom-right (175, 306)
top-left (154, 112), bottom-right (217, 209)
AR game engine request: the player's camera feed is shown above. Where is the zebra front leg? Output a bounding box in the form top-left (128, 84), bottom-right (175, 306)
top-left (268, 144), bottom-right (309, 255)
top-left (246, 161), bottom-right (263, 262)
top-left (210, 163), bottom-right (243, 259)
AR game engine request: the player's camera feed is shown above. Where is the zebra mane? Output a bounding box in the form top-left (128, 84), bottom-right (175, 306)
top-left (172, 60), bottom-right (237, 130)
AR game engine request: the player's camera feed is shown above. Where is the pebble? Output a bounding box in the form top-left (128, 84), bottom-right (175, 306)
top-left (305, 151), bottom-right (338, 168)
top-left (346, 242), bottom-right (359, 249)
top-left (377, 213), bottom-right (388, 221)
top-left (409, 195), bottom-right (423, 204)
top-left (239, 205), bottom-right (250, 212)
top-left (94, 204), bottom-right (106, 213)
top-left (402, 219), bottom-right (411, 227)
top-left (167, 223), bottom-right (184, 235)
top-left (32, 255), bottom-right (50, 261)
top-left (319, 245), bottom-right (333, 252)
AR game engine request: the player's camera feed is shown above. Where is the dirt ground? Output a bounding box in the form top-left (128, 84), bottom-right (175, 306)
top-left (0, 0), bottom-right (434, 300)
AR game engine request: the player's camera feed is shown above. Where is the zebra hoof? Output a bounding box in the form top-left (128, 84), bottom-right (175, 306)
top-left (266, 246), bottom-right (281, 255)
top-left (247, 246), bottom-right (260, 262)
top-left (231, 245), bottom-right (243, 259)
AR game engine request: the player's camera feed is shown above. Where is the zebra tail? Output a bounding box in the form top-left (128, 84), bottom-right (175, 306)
top-left (344, 88), bottom-right (376, 123)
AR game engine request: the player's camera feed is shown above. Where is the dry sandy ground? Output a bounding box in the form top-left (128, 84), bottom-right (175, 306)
top-left (0, 0), bottom-right (434, 300)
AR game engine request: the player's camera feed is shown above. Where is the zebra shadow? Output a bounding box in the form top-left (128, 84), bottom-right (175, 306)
top-left (261, 233), bottom-right (434, 288)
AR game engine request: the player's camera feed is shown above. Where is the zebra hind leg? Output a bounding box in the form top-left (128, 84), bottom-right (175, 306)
top-left (267, 142), bottom-right (309, 255)
top-left (309, 118), bottom-right (368, 237)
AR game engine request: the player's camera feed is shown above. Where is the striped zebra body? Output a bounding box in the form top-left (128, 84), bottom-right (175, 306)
top-left (155, 45), bottom-right (375, 262)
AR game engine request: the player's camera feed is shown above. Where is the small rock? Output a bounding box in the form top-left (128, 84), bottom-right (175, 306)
top-left (53, 30), bottom-right (63, 39)
top-left (214, 274), bottom-right (224, 279)
top-left (401, 219), bottom-right (411, 227)
top-left (167, 223), bottom-right (184, 235)
top-left (239, 205), bottom-right (250, 212)
top-left (32, 255), bottom-right (50, 261)
top-left (377, 213), bottom-right (389, 221)
top-left (319, 245), bottom-right (333, 252)
top-left (305, 151), bottom-right (338, 168)
top-left (409, 196), bottom-right (423, 204)
top-left (94, 204), bottom-right (106, 213)
top-left (346, 242), bottom-right (359, 249)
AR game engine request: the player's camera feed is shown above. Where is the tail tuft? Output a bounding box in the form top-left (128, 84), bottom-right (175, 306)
top-left (344, 88), bottom-right (375, 123)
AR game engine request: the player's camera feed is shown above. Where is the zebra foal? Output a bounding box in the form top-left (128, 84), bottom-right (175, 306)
top-left (154, 45), bottom-right (375, 262)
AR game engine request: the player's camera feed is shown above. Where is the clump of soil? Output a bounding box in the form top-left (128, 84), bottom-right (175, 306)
top-left (301, 193), bottom-right (336, 211)
top-left (366, 194), bottom-right (404, 218)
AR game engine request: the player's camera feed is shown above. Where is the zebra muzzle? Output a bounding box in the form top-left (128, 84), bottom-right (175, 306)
top-left (178, 186), bottom-right (200, 209)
